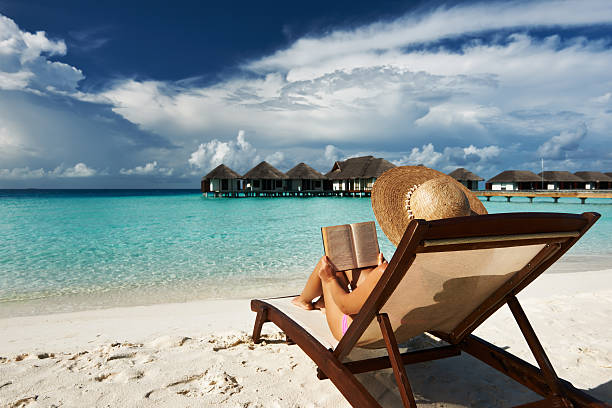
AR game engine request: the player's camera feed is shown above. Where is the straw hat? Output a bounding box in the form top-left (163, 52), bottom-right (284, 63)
top-left (371, 166), bottom-right (487, 246)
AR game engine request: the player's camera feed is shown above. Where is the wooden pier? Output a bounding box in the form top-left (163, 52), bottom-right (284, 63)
top-left (203, 190), bottom-right (372, 198)
top-left (478, 190), bottom-right (612, 204)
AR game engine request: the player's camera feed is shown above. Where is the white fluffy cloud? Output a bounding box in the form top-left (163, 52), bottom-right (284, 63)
top-left (394, 144), bottom-right (444, 168)
top-left (393, 143), bottom-right (502, 173)
top-left (0, 162), bottom-right (98, 179)
top-left (188, 130), bottom-right (262, 173)
top-left (55, 162), bottom-right (97, 177)
top-left (2, 1), bottom-right (612, 186)
top-left (248, 0), bottom-right (612, 74)
top-left (537, 124), bottom-right (587, 160)
top-left (0, 15), bottom-right (83, 94)
top-left (264, 151), bottom-right (287, 168)
top-left (0, 166), bottom-right (46, 179)
top-left (324, 145), bottom-right (342, 163)
top-left (120, 161), bottom-right (174, 176)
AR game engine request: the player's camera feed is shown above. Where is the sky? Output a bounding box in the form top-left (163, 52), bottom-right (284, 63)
top-left (0, 0), bottom-right (611, 188)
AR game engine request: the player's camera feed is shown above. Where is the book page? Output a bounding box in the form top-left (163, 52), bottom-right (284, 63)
top-left (322, 225), bottom-right (356, 271)
top-left (350, 221), bottom-right (380, 269)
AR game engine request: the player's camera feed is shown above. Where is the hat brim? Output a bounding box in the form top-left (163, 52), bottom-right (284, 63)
top-left (371, 166), bottom-right (487, 246)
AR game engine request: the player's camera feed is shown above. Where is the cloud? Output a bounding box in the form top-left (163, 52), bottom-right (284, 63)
top-left (324, 145), bottom-right (343, 163)
top-left (247, 0), bottom-right (612, 75)
top-left (264, 151), bottom-right (287, 169)
top-left (0, 162), bottom-right (98, 179)
top-left (120, 161), bottom-right (174, 176)
top-left (188, 130), bottom-right (262, 173)
top-left (0, 15), bottom-right (83, 94)
top-left (0, 166), bottom-right (46, 179)
top-left (3, 2), bottom-right (612, 186)
top-left (52, 163), bottom-right (98, 177)
top-left (393, 143), bottom-right (502, 172)
top-left (394, 143), bottom-right (443, 167)
top-left (537, 124), bottom-right (587, 160)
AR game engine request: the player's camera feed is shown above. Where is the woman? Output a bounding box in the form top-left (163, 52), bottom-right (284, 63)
top-left (292, 252), bottom-right (388, 340)
top-left (292, 165), bottom-right (488, 341)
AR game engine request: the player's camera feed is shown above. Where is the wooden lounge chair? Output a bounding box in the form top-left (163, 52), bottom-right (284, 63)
top-left (251, 212), bottom-right (611, 407)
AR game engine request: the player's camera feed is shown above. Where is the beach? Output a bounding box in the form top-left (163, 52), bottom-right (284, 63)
top-left (1, 269), bottom-right (611, 407)
top-left (1, 192), bottom-right (611, 406)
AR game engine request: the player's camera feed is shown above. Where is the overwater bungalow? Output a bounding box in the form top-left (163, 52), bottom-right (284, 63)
top-left (574, 171), bottom-right (612, 190)
top-left (447, 168), bottom-right (483, 190)
top-left (242, 161), bottom-right (288, 196)
top-left (285, 163), bottom-right (327, 195)
top-left (486, 170), bottom-right (541, 191)
top-left (537, 171), bottom-right (583, 190)
top-left (201, 164), bottom-right (243, 196)
top-left (325, 155), bottom-right (395, 195)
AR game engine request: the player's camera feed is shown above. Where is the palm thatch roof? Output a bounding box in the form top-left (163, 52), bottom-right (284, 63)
top-left (285, 163), bottom-right (326, 179)
top-left (574, 171), bottom-right (612, 182)
top-left (487, 170), bottom-right (541, 183)
top-left (537, 171), bottom-right (583, 182)
top-left (606, 172), bottom-right (612, 179)
top-left (325, 156), bottom-right (396, 180)
top-left (203, 164), bottom-right (241, 180)
top-left (242, 161), bottom-right (288, 179)
top-left (448, 168), bottom-right (483, 181)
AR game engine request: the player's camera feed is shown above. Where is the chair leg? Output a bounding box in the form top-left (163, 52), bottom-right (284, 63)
top-left (378, 313), bottom-right (418, 408)
top-left (252, 307), bottom-right (268, 344)
top-left (507, 296), bottom-right (572, 407)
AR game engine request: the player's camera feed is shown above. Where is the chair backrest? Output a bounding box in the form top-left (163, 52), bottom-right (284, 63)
top-left (334, 212), bottom-right (599, 357)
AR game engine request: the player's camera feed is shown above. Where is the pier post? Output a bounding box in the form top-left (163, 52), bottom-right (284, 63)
top-left (553, 197), bottom-right (559, 203)
top-left (580, 197), bottom-right (586, 204)
top-left (528, 197), bottom-right (534, 203)
top-left (506, 196), bottom-right (511, 202)
top-left (486, 196), bottom-right (490, 201)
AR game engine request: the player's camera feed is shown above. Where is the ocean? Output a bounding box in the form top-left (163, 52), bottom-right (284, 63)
top-left (1, 189), bottom-right (611, 317)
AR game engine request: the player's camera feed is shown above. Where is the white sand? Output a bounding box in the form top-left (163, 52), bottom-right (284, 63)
top-left (1, 270), bottom-right (611, 407)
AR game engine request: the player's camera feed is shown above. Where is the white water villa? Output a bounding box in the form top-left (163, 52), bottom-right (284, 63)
top-left (201, 158), bottom-right (612, 199)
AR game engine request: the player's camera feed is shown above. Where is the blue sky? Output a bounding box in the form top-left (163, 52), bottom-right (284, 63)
top-left (1, 0), bottom-right (612, 188)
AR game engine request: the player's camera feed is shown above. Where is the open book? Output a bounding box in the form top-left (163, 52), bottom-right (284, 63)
top-left (321, 221), bottom-right (380, 271)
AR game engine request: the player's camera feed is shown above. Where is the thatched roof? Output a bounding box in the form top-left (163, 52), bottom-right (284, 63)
top-left (285, 163), bottom-right (326, 179)
top-left (242, 161), bottom-right (288, 179)
top-left (606, 172), bottom-right (612, 179)
top-left (487, 170), bottom-right (541, 183)
top-left (448, 168), bottom-right (483, 181)
top-left (574, 171), bottom-right (612, 182)
top-left (203, 164), bottom-right (241, 180)
top-left (325, 156), bottom-right (396, 180)
top-left (537, 171), bottom-right (583, 182)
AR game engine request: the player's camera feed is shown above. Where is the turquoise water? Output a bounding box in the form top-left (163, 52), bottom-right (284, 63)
top-left (0, 190), bottom-right (611, 317)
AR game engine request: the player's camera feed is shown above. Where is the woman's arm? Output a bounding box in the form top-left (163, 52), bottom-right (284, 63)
top-left (319, 255), bottom-right (387, 315)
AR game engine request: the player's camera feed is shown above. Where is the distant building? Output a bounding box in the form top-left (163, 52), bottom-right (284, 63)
top-left (574, 172), bottom-right (612, 190)
top-left (325, 156), bottom-right (395, 192)
top-left (285, 163), bottom-right (326, 192)
top-left (537, 171), bottom-right (583, 190)
top-left (486, 170), bottom-right (540, 191)
top-left (201, 164), bottom-right (242, 195)
top-left (447, 168), bottom-right (483, 190)
top-left (243, 161), bottom-right (288, 194)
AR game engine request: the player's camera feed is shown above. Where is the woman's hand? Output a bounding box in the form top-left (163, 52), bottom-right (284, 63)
top-left (318, 256), bottom-right (337, 283)
top-left (375, 252), bottom-right (388, 273)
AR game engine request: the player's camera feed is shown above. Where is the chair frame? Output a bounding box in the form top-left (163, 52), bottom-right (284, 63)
top-left (251, 212), bottom-right (610, 407)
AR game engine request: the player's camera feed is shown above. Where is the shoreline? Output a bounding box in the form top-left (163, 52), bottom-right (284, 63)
top-left (1, 269), bottom-right (611, 406)
top-left (2, 256), bottom-right (611, 320)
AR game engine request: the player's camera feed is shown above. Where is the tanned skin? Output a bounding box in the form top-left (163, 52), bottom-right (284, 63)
top-left (292, 253), bottom-right (388, 340)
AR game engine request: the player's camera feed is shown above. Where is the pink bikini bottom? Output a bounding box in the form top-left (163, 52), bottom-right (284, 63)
top-left (341, 314), bottom-right (349, 335)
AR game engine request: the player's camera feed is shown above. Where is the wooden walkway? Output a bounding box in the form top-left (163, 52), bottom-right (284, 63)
top-left (477, 190), bottom-right (612, 203)
top-left (203, 190), bottom-right (372, 198)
